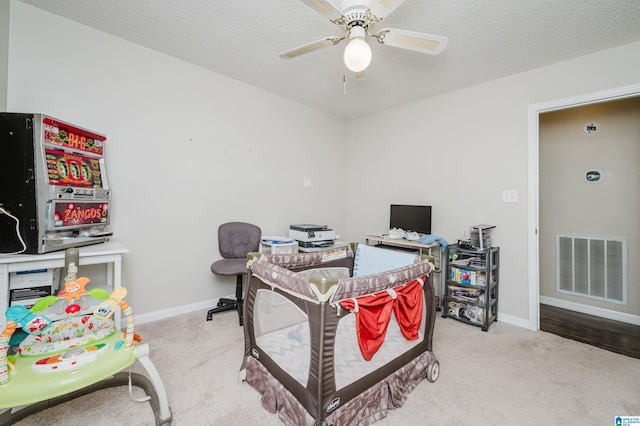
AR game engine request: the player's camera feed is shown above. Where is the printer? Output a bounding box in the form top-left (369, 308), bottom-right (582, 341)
top-left (289, 224), bottom-right (335, 248)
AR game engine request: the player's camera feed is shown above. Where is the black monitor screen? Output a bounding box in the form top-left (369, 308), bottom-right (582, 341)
top-left (389, 204), bottom-right (432, 235)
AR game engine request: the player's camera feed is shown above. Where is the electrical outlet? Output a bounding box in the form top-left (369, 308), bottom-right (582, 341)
top-left (303, 177), bottom-right (311, 188)
top-left (502, 190), bottom-right (518, 203)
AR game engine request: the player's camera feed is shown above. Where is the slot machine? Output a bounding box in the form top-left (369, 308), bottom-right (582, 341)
top-left (0, 113), bottom-right (112, 254)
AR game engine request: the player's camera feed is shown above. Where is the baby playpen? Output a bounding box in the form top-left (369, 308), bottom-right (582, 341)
top-left (240, 243), bottom-right (439, 425)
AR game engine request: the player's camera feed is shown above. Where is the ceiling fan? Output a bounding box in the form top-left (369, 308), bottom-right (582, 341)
top-left (279, 0), bottom-right (448, 74)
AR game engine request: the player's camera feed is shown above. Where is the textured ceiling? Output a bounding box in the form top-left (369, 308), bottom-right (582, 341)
top-left (16, 0), bottom-right (640, 119)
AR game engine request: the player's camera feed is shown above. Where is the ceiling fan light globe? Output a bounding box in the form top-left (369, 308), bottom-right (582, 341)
top-left (343, 38), bottom-right (372, 73)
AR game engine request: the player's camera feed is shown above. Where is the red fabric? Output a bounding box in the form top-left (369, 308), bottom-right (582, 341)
top-left (394, 278), bottom-right (424, 340)
top-left (340, 277), bottom-right (425, 361)
top-left (340, 292), bottom-right (394, 361)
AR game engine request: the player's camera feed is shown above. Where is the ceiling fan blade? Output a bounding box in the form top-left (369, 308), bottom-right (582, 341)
top-left (299, 0), bottom-right (344, 22)
top-left (376, 28), bottom-right (448, 55)
top-left (368, 0), bottom-right (406, 20)
top-left (279, 37), bottom-right (342, 59)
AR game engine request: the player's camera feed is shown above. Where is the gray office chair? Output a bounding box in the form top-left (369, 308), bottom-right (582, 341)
top-left (207, 221), bottom-right (261, 326)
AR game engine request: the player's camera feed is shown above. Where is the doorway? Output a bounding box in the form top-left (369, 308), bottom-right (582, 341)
top-left (538, 97), bottom-right (640, 315)
top-left (527, 83), bottom-right (640, 331)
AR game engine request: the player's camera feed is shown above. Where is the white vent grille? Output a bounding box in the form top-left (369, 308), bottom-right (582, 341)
top-left (556, 235), bottom-right (627, 304)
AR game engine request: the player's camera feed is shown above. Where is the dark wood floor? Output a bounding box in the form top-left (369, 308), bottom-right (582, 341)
top-left (540, 304), bottom-right (640, 359)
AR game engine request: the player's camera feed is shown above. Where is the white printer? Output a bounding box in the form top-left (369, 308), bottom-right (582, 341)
top-left (288, 224), bottom-right (335, 248)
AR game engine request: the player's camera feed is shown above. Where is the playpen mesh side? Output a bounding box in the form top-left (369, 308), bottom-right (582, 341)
top-left (333, 300), bottom-right (426, 389)
top-left (253, 290), bottom-right (312, 387)
top-left (252, 288), bottom-right (426, 389)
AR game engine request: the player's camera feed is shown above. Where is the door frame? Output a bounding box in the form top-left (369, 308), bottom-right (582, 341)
top-left (527, 83), bottom-right (640, 331)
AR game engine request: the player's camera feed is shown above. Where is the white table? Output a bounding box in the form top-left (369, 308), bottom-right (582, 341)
top-left (364, 234), bottom-right (444, 309)
top-left (0, 241), bottom-right (129, 327)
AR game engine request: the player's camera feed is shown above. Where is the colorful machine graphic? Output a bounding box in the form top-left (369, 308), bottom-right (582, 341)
top-left (45, 149), bottom-right (103, 188)
top-left (50, 201), bottom-right (109, 229)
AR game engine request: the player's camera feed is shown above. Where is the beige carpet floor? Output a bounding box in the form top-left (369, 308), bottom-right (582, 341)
top-left (9, 309), bottom-right (640, 426)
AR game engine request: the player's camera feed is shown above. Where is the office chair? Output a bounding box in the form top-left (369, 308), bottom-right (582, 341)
top-left (207, 221), bottom-right (261, 326)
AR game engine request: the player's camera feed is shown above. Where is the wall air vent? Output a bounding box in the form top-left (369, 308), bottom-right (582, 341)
top-left (556, 235), bottom-right (627, 304)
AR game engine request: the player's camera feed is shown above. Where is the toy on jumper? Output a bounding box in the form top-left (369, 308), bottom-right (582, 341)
top-left (0, 263), bottom-right (172, 425)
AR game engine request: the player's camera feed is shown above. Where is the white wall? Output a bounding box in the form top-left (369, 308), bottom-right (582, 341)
top-left (6, 1), bottom-right (348, 316)
top-left (345, 41), bottom-right (640, 325)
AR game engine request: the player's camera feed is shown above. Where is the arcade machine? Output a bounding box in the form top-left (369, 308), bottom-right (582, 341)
top-left (0, 113), bottom-right (113, 255)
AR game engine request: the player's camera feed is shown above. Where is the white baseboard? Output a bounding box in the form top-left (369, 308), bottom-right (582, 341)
top-left (134, 297), bottom-right (228, 325)
top-left (497, 312), bottom-right (531, 330)
top-left (540, 296), bottom-right (640, 326)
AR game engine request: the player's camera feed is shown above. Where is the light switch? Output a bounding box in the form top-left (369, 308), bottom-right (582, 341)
top-left (304, 177), bottom-right (312, 188)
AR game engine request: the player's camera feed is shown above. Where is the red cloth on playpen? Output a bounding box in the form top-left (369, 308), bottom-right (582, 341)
top-left (339, 277), bottom-right (425, 361)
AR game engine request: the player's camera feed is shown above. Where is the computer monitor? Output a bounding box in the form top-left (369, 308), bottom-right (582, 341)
top-left (389, 204), bottom-right (432, 235)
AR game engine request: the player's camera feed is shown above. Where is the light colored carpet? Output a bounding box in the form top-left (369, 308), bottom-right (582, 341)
top-left (10, 309), bottom-right (640, 425)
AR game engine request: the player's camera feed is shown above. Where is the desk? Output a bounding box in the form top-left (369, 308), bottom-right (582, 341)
top-left (364, 234), bottom-right (443, 309)
top-left (0, 241), bottom-right (129, 327)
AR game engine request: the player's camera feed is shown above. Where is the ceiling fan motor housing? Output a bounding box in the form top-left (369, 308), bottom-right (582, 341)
top-left (343, 2), bottom-right (368, 26)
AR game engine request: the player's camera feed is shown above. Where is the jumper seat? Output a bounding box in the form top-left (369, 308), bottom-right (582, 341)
top-left (0, 268), bottom-right (172, 425)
